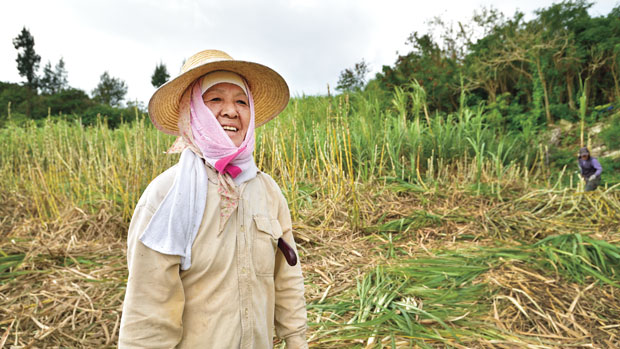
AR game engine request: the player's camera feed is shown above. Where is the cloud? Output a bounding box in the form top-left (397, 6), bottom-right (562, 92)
top-left (1, 0), bottom-right (617, 104)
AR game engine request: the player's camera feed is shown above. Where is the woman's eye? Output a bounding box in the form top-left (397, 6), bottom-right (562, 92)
top-left (204, 97), bottom-right (221, 103)
top-left (237, 100), bottom-right (248, 105)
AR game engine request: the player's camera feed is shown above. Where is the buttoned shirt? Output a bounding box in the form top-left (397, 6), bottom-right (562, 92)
top-left (118, 164), bottom-right (308, 348)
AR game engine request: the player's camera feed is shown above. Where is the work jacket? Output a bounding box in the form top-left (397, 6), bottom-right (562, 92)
top-left (118, 164), bottom-right (308, 348)
top-left (578, 157), bottom-right (603, 178)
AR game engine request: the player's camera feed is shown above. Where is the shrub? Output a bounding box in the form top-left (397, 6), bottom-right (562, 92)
top-left (549, 103), bottom-right (578, 123)
top-left (45, 88), bottom-right (94, 116)
top-left (599, 156), bottom-right (620, 186)
top-left (81, 104), bottom-right (142, 129)
top-left (599, 113), bottom-right (620, 150)
top-left (549, 147), bottom-right (577, 170)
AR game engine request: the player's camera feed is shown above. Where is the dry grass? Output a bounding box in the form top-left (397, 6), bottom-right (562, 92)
top-left (487, 262), bottom-right (620, 347)
top-left (1, 195), bottom-right (125, 348)
top-left (2, 178), bottom-right (618, 348)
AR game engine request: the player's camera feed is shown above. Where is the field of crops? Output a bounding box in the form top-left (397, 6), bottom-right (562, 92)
top-left (1, 87), bottom-right (619, 348)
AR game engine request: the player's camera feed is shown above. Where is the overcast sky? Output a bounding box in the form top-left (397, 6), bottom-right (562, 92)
top-left (1, 0), bottom-right (617, 105)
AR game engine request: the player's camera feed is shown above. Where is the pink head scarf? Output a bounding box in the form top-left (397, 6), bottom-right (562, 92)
top-left (191, 73), bottom-right (256, 179)
top-left (170, 71), bottom-right (258, 184)
top-left (167, 71), bottom-right (259, 232)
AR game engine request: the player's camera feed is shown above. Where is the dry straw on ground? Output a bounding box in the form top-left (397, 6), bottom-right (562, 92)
top-left (2, 179), bottom-right (618, 348)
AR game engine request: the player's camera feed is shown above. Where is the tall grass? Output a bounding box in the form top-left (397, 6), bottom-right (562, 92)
top-left (0, 86), bottom-right (550, 225)
top-left (0, 115), bottom-right (177, 220)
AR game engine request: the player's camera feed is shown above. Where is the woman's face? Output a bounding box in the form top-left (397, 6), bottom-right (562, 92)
top-left (202, 82), bottom-right (250, 147)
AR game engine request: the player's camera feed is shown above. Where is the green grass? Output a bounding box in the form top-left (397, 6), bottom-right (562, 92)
top-left (309, 233), bottom-right (620, 347)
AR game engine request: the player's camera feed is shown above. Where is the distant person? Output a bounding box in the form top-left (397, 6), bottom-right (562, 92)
top-left (118, 50), bottom-right (308, 348)
top-left (578, 147), bottom-right (603, 191)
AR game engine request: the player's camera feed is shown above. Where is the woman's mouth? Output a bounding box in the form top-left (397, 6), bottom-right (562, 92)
top-left (222, 125), bottom-right (238, 132)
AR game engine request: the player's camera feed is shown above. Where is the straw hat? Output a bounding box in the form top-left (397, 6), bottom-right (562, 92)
top-left (149, 49), bottom-right (290, 135)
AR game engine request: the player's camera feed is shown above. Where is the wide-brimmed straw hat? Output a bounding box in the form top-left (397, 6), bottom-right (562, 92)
top-left (148, 49), bottom-right (290, 135)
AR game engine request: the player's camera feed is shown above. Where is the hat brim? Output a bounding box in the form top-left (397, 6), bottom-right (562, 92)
top-left (149, 59), bottom-right (290, 136)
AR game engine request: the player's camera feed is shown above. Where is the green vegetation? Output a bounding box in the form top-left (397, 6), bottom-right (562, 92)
top-left (91, 71), bottom-right (128, 108)
top-left (12, 26), bottom-right (40, 89)
top-left (600, 113), bottom-right (620, 149)
top-left (0, 81), bottom-right (144, 129)
top-left (151, 62), bottom-right (170, 88)
top-left (310, 234), bottom-right (620, 347)
top-left (374, 1), bottom-right (620, 129)
top-left (0, 84), bottom-right (562, 224)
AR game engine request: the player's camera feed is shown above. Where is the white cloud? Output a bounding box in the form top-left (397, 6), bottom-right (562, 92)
top-left (1, 0), bottom-right (617, 104)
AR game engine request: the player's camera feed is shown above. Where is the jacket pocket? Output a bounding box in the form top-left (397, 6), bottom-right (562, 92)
top-left (253, 215), bottom-right (283, 276)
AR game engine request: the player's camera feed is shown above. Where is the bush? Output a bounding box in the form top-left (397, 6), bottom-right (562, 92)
top-left (0, 82), bottom-right (98, 123)
top-left (599, 156), bottom-right (620, 186)
top-left (599, 113), bottom-right (620, 150)
top-left (549, 103), bottom-right (578, 123)
top-left (44, 88), bottom-right (94, 116)
top-left (0, 82), bottom-right (30, 118)
top-left (0, 82), bottom-right (49, 119)
top-left (81, 104), bottom-right (142, 128)
top-left (549, 147), bottom-right (577, 170)
top-left (486, 93), bottom-right (526, 131)
top-left (0, 112), bottom-right (30, 128)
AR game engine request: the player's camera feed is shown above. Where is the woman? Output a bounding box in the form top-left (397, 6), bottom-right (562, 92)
top-left (577, 147), bottom-right (603, 192)
top-left (118, 50), bottom-right (308, 348)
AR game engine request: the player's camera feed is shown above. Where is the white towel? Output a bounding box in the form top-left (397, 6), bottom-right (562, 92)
top-left (139, 149), bottom-right (208, 270)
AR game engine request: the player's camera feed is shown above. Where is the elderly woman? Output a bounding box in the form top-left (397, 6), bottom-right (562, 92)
top-left (118, 50), bottom-right (308, 348)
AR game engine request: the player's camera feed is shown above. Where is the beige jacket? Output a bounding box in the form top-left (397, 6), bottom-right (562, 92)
top-left (118, 164), bottom-right (308, 348)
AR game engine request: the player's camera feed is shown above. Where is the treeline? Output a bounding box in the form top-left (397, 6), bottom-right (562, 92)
top-left (3, 1), bottom-right (619, 132)
top-left (0, 81), bottom-right (142, 129)
top-left (340, 0), bottom-right (620, 130)
top-left (1, 27), bottom-right (171, 128)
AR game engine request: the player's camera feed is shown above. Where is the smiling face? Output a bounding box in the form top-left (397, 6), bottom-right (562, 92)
top-left (202, 82), bottom-right (250, 147)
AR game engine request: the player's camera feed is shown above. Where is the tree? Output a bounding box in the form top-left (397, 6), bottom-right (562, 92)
top-left (378, 31), bottom-right (461, 112)
top-left (336, 59), bottom-right (370, 92)
top-left (371, 3), bottom-right (619, 121)
top-left (151, 62), bottom-right (170, 88)
top-left (13, 27), bottom-right (41, 89)
top-left (92, 71), bottom-right (128, 107)
top-left (39, 62), bottom-right (54, 94)
top-left (39, 58), bottom-right (69, 95)
top-left (54, 58), bottom-right (68, 92)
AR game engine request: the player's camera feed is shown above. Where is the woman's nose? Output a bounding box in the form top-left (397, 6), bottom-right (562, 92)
top-left (220, 101), bottom-right (238, 118)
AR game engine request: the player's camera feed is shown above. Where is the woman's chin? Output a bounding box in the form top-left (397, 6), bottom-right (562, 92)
top-left (224, 131), bottom-right (238, 145)
top-left (227, 132), bottom-right (246, 147)
top-left (229, 136), bottom-right (243, 147)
